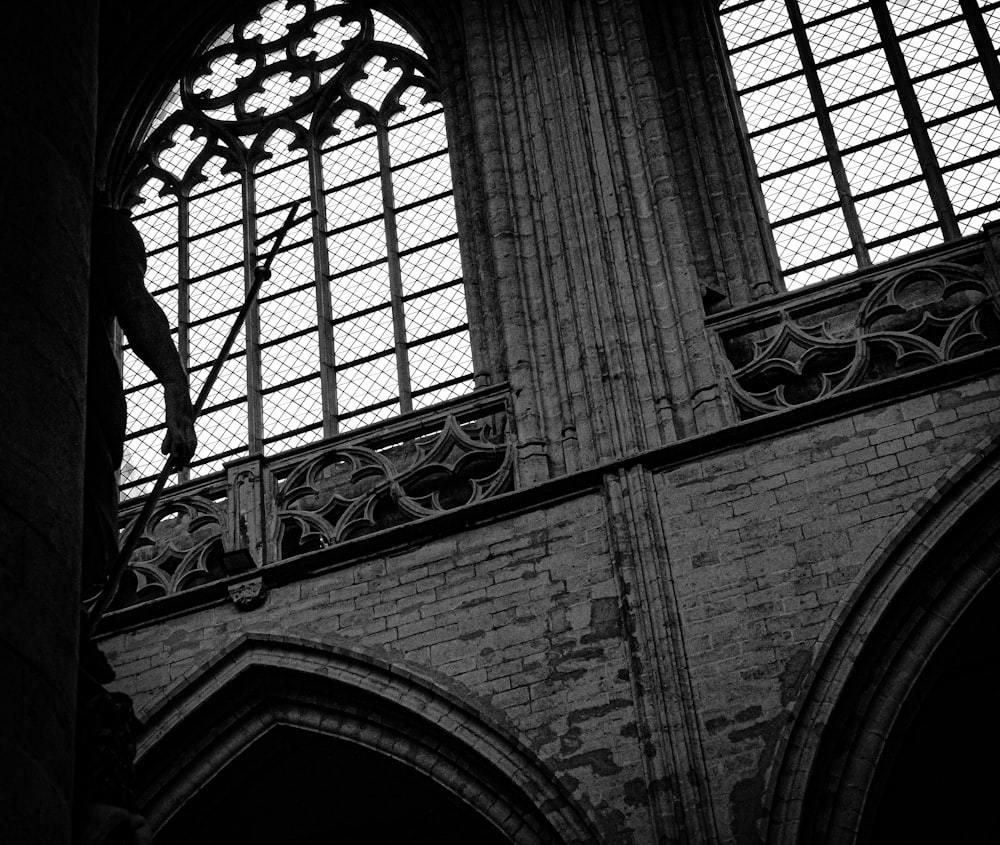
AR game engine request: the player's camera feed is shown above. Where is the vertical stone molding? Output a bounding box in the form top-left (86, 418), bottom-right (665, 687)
top-left (603, 466), bottom-right (719, 844)
top-left (638, 0), bottom-right (781, 307)
top-left (459, 0), bottom-right (729, 482)
top-left (0, 3), bottom-right (99, 843)
top-left (225, 455), bottom-right (276, 568)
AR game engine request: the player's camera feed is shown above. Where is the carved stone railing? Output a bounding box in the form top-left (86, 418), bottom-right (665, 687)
top-left (708, 229), bottom-right (1000, 420)
top-left (110, 385), bottom-right (514, 611)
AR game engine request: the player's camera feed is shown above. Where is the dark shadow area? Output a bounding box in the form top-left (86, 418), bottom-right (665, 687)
top-left (863, 572), bottom-right (1000, 843)
top-left (154, 725), bottom-right (512, 844)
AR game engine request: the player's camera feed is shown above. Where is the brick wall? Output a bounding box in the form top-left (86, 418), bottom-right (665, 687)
top-left (104, 372), bottom-right (1000, 843)
top-left (105, 492), bottom-right (653, 842)
top-left (656, 372), bottom-right (1000, 840)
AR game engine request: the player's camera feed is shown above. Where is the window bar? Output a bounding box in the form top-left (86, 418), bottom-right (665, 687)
top-left (784, 0), bottom-right (872, 268)
top-left (307, 133), bottom-right (340, 437)
top-left (959, 0), bottom-right (1000, 108)
top-left (869, 0), bottom-right (961, 240)
top-left (175, 191), bottom-right (192, 484)
top-left (241, 168), bottom-right (264, 454)
top-left (377, 121), bottom-right (413, 415)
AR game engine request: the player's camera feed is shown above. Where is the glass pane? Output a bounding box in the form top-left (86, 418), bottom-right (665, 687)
top-left (772, 207), bottom-right (855, 272)
top-left (399, 238), bottom-right (462, 296)
top-left (338, 355), bottom-right (398, 414)
top-left (843, 136), bottom-right (922, 196)
top-left (332, 307), bottom-right (395, 365)
top-left (409, 332), bottom-right (474, 391)
top-left (719, 0), bottom-right (791, 52)
top-left (855, 182), bottom-right (938, 243)
top-left (404, 283), bottom-right (467, 339)
top-left (760, 161), bottom-right (840, 224)
top-left (263, 378), bottom-right (323, 440)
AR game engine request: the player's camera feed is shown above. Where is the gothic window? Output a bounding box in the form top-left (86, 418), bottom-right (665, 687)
top-left (119, 2), bottom-right (473, 496)
top-left (718, 0), bottom-right (1000, 288)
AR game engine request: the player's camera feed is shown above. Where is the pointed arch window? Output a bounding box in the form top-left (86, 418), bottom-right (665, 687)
top-left (119, 2), bottom-right (473, 496)
top-left (718, 0), bottom-right (1000, 289)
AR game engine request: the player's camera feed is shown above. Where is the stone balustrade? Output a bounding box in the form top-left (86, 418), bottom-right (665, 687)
top-left (109, 384), bottom-right (513, 612)
top-left (709, 226), bottom-right (1000, 420)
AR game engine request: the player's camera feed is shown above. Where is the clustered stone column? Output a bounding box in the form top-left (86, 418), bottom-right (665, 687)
top-left (0, 3), bottom-right (100, 843)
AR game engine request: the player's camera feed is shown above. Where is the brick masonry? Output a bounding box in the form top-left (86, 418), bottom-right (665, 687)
top-left (105, 492), bottom-right (653, 842)
top-left (103, 371), bottom-right (1000, 843)
top-left (655, 373), bottom-right (1000, 840)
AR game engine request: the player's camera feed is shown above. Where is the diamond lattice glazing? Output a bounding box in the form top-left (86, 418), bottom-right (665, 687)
top-left (855, 181), bottom-right (938, 242)
top-left (929, 107), bottom-right (1000, 167)
top-left (332, 307), bottom-right (396, 365)
top-left (807, 8), bottom-right (880, 64)
top-left (887, 0), bottom-right (960, 35)
top-left (395, 195), bottom-right (456, 251)
top-left (719, 0), bottom-right (791, 52)
top-left (729, 34), bottom-right (801, 91)
top-left (404, 284), bottom-right (467, 339)
top-left (722, 0), bottom-right (1000, 290)
top-left (749, 119), bottom-right (827, 177)
top-left (399, 238), bottom-right (462, 296)
top-left (773, 207), bottom-right (854, 271)
top-left (262, 379), bottom-right (323, 439)
top-left (260, 332), bottom-right (320, 390)
top-left (740, 75), bottom-right (814, 133)
top-left (330, 264), bottom-right (391, 317)
top-left (409, 332), bottom-right (473, 391)
top-left (337, 355), bottom-right (398, 414)
top-left (843, 136), bottom-right (922, 196)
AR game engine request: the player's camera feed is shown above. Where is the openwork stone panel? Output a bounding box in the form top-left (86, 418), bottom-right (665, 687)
top-left (711, 232), bottom-right (1000, 418)
top-left (113, 495), bottom-right (227, 609)
top-left (109, 388), bottom-right (513, 611)
top-left (274, 415), bottom-right (511, 558)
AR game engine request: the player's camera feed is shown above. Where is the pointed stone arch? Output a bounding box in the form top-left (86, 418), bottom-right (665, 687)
top-left (134, 632), bottom-right (603, 843)
top-left (764, 431), bottom-right (1000, 844)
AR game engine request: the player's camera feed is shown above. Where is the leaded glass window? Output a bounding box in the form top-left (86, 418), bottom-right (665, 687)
top-left (119, 2), bottom-right (473, 497)
top-left (719, 0), bottom-right (1000, 288)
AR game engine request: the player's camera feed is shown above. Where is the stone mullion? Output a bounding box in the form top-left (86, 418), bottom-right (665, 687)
top-left (377, 123), bottom-right (413, 415)
top-left (869, 0), bottom-right (961, 240)
top-left (604, 466), bottom-right (721, 844)
top-left (960, 0), bottom-right (1000, 109)
top-left (784, 0), bottom-right (872, 267)
top-left (241, 168), bottom-right (264, 455)
top-left (176, 191), bottom-right (192, 484)
top-left (306, 135), bottom-right (339, 436)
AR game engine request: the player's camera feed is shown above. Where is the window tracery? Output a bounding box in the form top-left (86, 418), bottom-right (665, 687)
top-left (719, 0), bottom-right (1000, 289)
top-left (119, 1), bottom-right (473, 496)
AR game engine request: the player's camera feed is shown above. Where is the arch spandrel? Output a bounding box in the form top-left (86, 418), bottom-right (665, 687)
top-left (134, 632), bottom-right (604, 844)
top-left (764, 429), bottom-right (1000, 844)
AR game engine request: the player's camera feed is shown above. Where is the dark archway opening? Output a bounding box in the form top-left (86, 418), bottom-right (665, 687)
top-left (861, 572), bottom-right (1000, 843)
top-left (154, 725), bottom-right (511, 845)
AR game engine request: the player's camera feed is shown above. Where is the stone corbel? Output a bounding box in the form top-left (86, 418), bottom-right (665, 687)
top-left (227, 575), bottom-right (266, 610)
